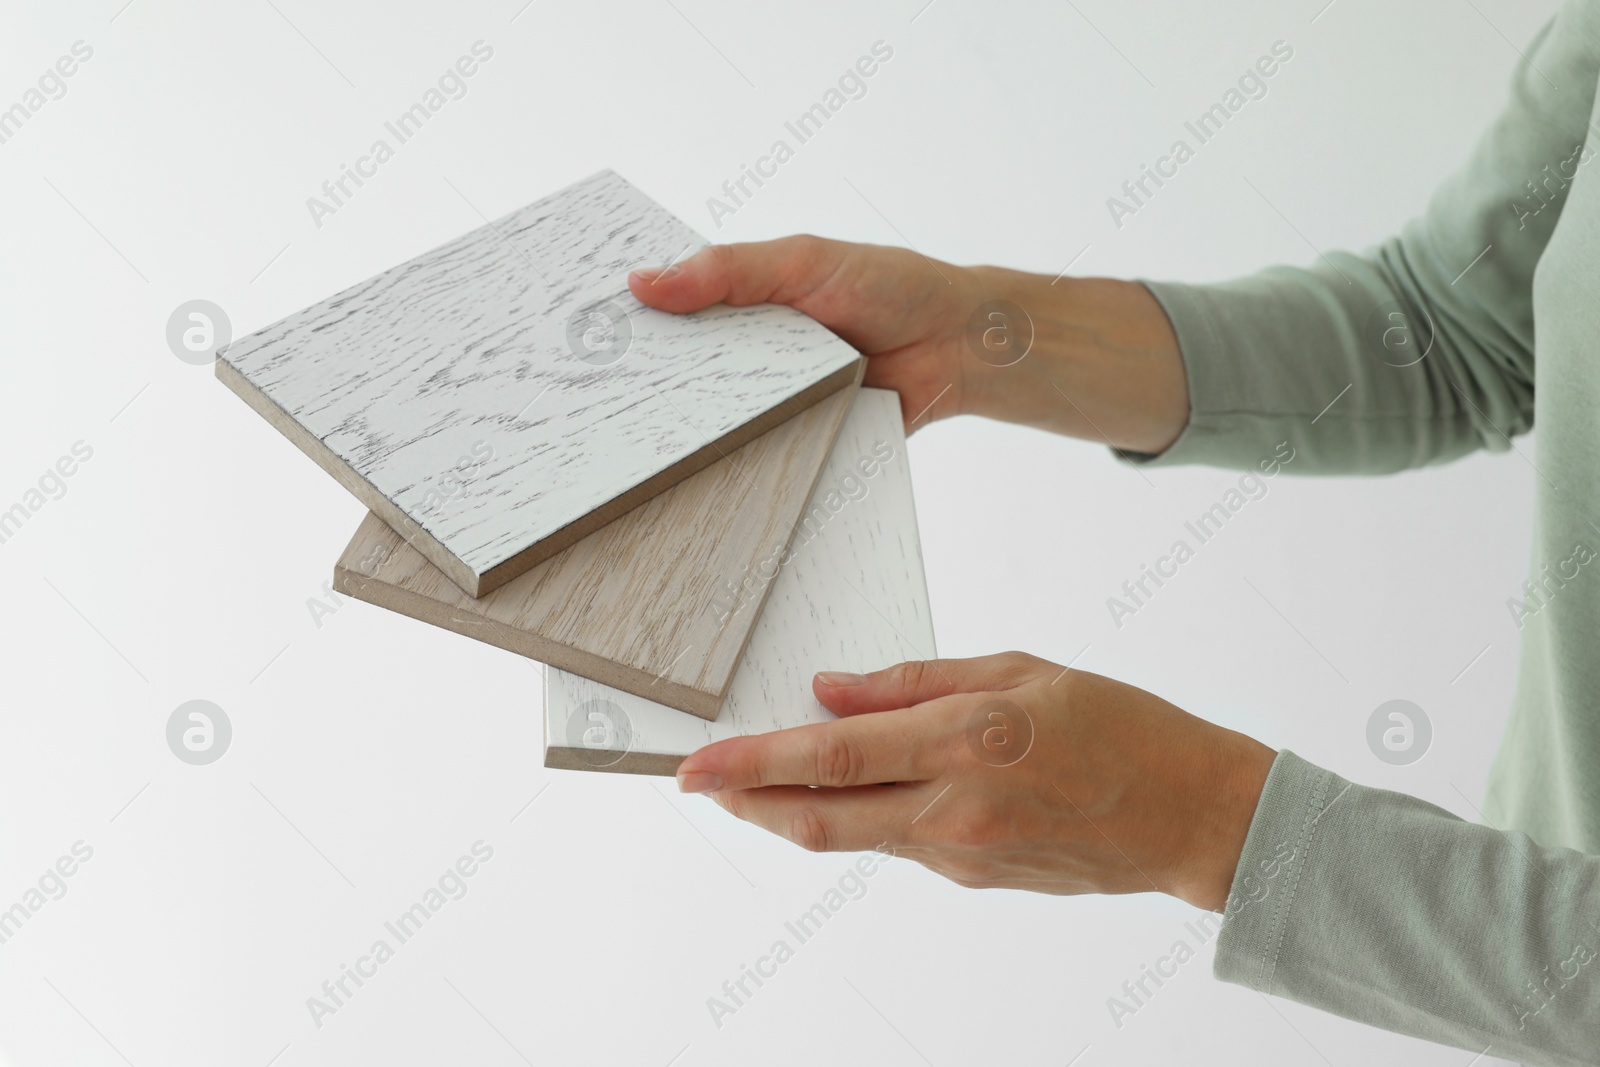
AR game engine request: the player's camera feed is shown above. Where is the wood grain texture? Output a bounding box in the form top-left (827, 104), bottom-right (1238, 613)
top-left (543, 388), bottom-right (936, 774)
top-left (220, 169), bottom-right (862, 597)
top-left (332, 371), bottom-right (861, 719)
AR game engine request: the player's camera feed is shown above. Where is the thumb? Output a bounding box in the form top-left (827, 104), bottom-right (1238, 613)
top-left (627, 235), bottom-right (841, 315)
top-left (812, 652), bottom-right (1045, 717)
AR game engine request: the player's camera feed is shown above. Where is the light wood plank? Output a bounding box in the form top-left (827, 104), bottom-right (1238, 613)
top-left (221, 169), bottom-right (862, 597)
top-left (333, 371), bottom-right (862, 719)
top-left (544, 388), bottom-right (935, 773)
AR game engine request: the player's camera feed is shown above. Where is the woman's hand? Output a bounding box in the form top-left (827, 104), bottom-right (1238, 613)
top-left (629, 237), bottom-right (1190, 453)
top-left (630, 237), bottom-right (974, 434)
top-left (675, 653), bottom-right (1276, 912)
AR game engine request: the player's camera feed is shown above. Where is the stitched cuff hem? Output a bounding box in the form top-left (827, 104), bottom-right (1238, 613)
top-left (1212, 749), bottom-right (1341, 992)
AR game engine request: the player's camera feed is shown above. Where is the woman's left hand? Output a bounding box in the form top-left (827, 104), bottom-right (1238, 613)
top-left (675, 652), bottom-right (1276, 911)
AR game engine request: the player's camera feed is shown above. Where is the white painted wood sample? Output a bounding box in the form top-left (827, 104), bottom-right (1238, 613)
top-left (219, 169), bottom-right (862, 597)
top-left (544, 388), bottom-right (935, 774)
top-left (331, 377), bottom-right (860, 719)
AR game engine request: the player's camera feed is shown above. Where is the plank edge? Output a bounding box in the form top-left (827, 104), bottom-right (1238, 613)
top-left (331, 558), bottom-right (725, 720)
top-left (543, 746), bottom-right (684, 777)
top-left (216, 355), bottom-right (484, 596)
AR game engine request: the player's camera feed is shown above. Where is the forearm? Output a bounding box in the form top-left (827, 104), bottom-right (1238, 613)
top-left (961, 266), bottom-right (1191, 454)
top-left (1220, 750), bottom-right (1600, 1066)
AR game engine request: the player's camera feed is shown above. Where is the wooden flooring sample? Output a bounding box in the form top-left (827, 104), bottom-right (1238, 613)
top-left (544, 388), bottom-right (935, 774)
top-left (220, 169), bottom-right (862, 597)
top-left (333, 373), bottom-right (861, 719)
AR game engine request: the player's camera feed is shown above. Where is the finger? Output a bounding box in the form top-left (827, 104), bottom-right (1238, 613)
top-left (710, 784), bottom-right (919, 854)
top-left (812, 652), bottom-right (1048, 717)
top-left (675, 707), bottom-right (948, 792)
top-left (627, 235), bottom-right (844, 314)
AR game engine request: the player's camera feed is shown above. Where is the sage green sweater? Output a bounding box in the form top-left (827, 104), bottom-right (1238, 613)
top-left (1133, 3), bottom-right (1600, 1062)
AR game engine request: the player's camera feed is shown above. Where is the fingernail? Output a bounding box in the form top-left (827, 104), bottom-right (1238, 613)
top-left (815, 671), bottom-right (869, 687)
top-left (677, 770), bottom-right (723, 794)
top-left (630, 264), bottom-right (680, 284)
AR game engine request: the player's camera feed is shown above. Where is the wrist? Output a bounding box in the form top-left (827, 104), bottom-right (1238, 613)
top-left (1167, 737), bottom-right (1277, 912)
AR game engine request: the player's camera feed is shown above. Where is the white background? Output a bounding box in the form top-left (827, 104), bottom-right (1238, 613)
top-left (0, 0), bottom-right (1557, 1064)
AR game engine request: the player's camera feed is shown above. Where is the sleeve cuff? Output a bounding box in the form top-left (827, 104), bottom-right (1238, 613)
top-left (1212, 749), bottom-right (1343, 992)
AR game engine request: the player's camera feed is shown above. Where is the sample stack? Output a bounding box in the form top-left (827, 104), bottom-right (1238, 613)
top-left (218, 170), bottom-right (935, 775)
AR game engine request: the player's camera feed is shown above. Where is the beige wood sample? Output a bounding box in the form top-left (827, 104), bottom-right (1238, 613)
top-left (332, 370), bottom-right (862, 719)
top-left (543, 388), bottom-right (935, 775)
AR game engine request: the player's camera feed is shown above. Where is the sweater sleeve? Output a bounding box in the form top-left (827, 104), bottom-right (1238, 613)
top-left (1125, 1), bottom-right (1600, 475)
top-left (1216, 750), bottom-right (1600, 1066)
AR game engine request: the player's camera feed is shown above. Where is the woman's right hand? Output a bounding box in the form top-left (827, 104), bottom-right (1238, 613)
top-left (629, 236), bottom-right (981, 434)
top-left (629, 235), bottom-right (1190, 453)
